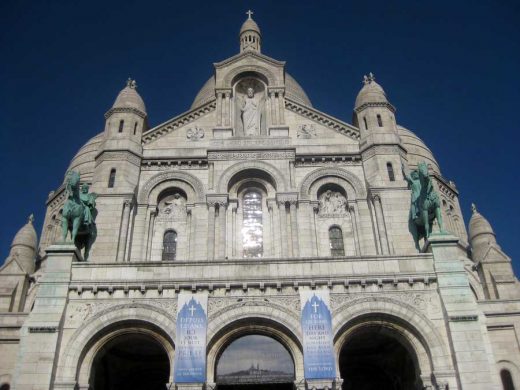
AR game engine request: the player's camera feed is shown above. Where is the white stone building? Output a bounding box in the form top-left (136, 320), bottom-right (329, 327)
top-left (1, 12), bottom-right (520, 390)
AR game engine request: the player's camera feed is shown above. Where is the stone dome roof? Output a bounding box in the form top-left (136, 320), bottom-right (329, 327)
top-left (397, 125), bottom-right (441, 174)
top-left (468, 204), bottom-right (496, 243)
top-left (11, 215), bottom-right (37, 251)
top-left (190, 72), bottom-right (313, 110)
top-left (112, 79), bottom-right (146, 113)
top-left (67, 133), bottom-right (103, 182)
top-left (355, 74), bottom-right (388, 108)
top-left (240, 17), bottom-right (260, 34)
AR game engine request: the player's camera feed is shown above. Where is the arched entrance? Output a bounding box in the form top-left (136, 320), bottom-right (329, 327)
top-left (90, 332), bottom-right (170, 390)
top-left (339, 326), bottom-right (420, 390)
top-left (216, 334), bottom-right (295, 390)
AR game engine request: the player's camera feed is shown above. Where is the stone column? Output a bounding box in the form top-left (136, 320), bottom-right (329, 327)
top-left (224, 91), bottom-right (231, 126)
top-left (269, 90), bottom-right (277, 125)
top-left (230, 201), bottom-right (238, 258)
top-left (217, 201), bottom-right (228, 259)
top-left (310, 201), bottom-right (319, 257)
top-left (117, 199), bottom-right (132, 262)
top-left (277, 201), bottom-right (288, 257)
top-left (348, 202), bottom-right (361, 256)
top-left (278, 89), bottom-right (285, 124)
top-left (12, 244), bottom-right (79, 390)
top-left (372, 194), bottom-right (390, 255)
top-left (267, 199), bottom-right (276, 257)
top-left (427, 234), bottom-right (501, 390)
top-left (208, 162), bottom-right (214, 190)
top-left (289, 161), bottom-right (296, 188)
top-left (216, 92), bottom-right (223, 126)
top-left (186, 206), bottom-right (193, 260)
top-left (146, 208), bottom-right (157, 260)
top-left (130, 204), bottom-right (148, 261)
top-left (289, 200), bottom-right (300, 257)
top-left (270, 199), bottom-right (282, 257)
top-left (207, 203), bottom-right (216, 260)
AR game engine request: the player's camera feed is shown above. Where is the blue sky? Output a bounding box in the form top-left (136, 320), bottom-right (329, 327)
top-left (1, 1), bottom-right (519, 271)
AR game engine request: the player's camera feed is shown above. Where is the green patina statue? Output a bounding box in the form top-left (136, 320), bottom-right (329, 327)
top-left (403, 162), bottom-right (445, 250)
top-left (61, 171), bottom-right (98, 260)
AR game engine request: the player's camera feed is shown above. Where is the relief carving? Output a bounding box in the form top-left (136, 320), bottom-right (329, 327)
top-left (186, 126), bottom-right (205, 141)
top-left (318, 190), bottom-right (348, 216)
top-left (297, 124), bottom-right (317, 138)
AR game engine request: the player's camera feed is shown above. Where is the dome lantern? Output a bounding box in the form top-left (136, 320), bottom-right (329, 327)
top-left (240, 10), bottom-right (261, 53)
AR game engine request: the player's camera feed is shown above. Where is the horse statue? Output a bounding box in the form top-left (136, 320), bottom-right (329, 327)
top-left (403, 162), bottom-right (446, 250)
top-left (61, 171), bottom-right (98, 260)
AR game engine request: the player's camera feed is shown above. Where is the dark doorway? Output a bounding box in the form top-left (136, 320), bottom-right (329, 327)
top-left (339, 327), bottom-right (419, 390)
top-left (91, 333), bottom-right (169, 390)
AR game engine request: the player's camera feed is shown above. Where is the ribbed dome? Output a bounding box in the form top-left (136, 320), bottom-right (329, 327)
top-left (397, 125), bottom-right (441, 174)
top-left (112, 79), bottom-right (146, 113)
top-left (67, 133), bottom-right (103, 182)
top-left (469, 204), bottom-right (496, 242)
top-left (11, 215), bottom-right (37, 251)
top-left (240, 17), bottom-right (260, 34)
top-left (190, 72), bottom-right (312, 110)
top-left (355, 74), bottom-right (388, 108)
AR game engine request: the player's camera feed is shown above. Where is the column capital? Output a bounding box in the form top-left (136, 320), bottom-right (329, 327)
top-left (207, 194), bottom-right (229, 207)
top-left (276, 192), bottom-right (299, 205)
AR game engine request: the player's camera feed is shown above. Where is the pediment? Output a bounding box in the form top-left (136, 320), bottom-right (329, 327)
top-left (0, 255), bottom-right (27, 275)
top-left (482, 244), bottom-right (511, 263)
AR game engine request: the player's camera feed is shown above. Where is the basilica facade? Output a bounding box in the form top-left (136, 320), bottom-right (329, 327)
top-left (1, 13), bottom-right (520, 390)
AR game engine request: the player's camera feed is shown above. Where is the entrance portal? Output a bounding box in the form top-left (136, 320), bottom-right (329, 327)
top-left (90, 333), bottom-right (170, 390)
top-left (339, 327), bottom-right (419, 390)
top-left (216, 335), bottom-right (295, 390)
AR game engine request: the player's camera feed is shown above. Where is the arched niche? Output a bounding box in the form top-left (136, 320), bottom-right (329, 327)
top-left (300, 168), bottom-right (367, 200)
top-left (218, 161), bottom-right (287, 193)
top-left (138, 171), bottom-right (205, 204)
top-left (233, 74), bottom-right (268, 136)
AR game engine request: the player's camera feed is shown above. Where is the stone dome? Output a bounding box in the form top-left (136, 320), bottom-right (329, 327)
top-left (11, 215), bottom-right (37, 251)
top-left (190, 72), bottom-right (313, 110)
top-left (112, 79), bottom-right (146, 113)
top-left (67, 133), bottom-right (103, 182)
top-left (397, 125), bottom-right (441, 174)
top-left (468, 204), bottom-right (496, 243)
top-left (355, 76), bottom-right (388, 108)
top-left (240, 17), bottom-right (260, 34)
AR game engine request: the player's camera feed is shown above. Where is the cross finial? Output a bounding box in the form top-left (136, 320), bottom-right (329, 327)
top-left (246, 10), bottom-right (254, 19)
top-left (126, 78), bottom-right (137, 89)
top-left (28, 214), bottom-right (34, 224)
top-left (471, 203), bottom-right (477, 214)
top-left (363, 72), bottom-right (376, 85)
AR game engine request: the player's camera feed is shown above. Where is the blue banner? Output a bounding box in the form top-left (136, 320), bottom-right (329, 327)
top-left (174, 293), bottom-right (208, 383)
top-left (299, 290), bottom-right (336, 379)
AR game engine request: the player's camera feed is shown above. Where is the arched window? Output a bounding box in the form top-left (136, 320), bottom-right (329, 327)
top-left (133, 121), bottom-right (138, 135)
top-left (501, 369), bottom-right (515, 390)
top-left (363, 117), bottom-right (368, 130)
top-left (118, 119), bottom-right (124, 133)
top-left (377, 114), bottom-right (383, 127)
top-left (0, 384), bottom-right (10, 390)
top-left (108, 168), bottom-right (116, 188)
top-left (329, 226), bottom-right (345, 256)
top-left (387, 162), bottom-right (395, 181)
top-left (242, 190), bottom-right (263, 258)
top-left (162, 230), bottom-right (177, 261)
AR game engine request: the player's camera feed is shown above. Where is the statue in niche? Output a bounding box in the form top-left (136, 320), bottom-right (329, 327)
top-left (318, 190), bottom-right (347, 216)
top-left (235, 79), bottom-right (265, 136)
top-left (159, 193), bottom-right (186, 218)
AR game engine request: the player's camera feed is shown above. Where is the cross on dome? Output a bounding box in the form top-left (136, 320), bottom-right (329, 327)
top-left (246, 10), bottom-right (254, 19)
top-left (126, 78), bottom-right (137, 89)
top-left (363, 72), bottom-right (376, 85)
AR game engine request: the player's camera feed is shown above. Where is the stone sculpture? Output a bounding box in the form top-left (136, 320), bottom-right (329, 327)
top-left (161, 193), bottom-right (186, 217)
top-left (61, 171), bottom-right (98, 260)
top-left (319, 190), bottom-right (347, 216)
top-left (240, 87), bottom-right (261, 136)
top-left (403, 162), bottom-right (445, 249)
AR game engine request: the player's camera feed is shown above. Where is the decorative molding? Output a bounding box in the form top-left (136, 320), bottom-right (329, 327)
top-left (299, 167), bottom-right (367, 199)
top-left (142, 101), bottom-right (215, 144)
top-left (354, 101), bottom-right (396, 114)
top-left (29, 326), bottom-right (57, 333)
top-left (297, 124), bottom-right (317, 138)
top-left (217, 160), bottom-right (288, 193)
top-left (285, 99), bottom-right (359, 140)
top-left (448, 315), bottom-right (478, 322)
top-left (138, 170), bottom-right (206, 204)
top-left (294, 155), bottom-right (362, 167)
top-left (208, 150), bottom-right (294, 161)
top-left (105, 106), bottom-right (147, 119)
top-left (206, 194), bottom-right (229, 207)
top-left (211, 137), bottom-right (291, 148)
top-left (142, 160), bottom-right (208, 171)
top-left (186, 126), bottom-right (205, 141)
top-left (95, 150), bottom-right (141, 167)
top-left (276, 192), bottom-right (299, 204)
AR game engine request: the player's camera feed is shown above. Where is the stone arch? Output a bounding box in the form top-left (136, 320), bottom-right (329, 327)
top-left (300, 167), bottom-right (367, 200)
top-left (498, 360), bottom-right (520, 389)
top-left (55, 303), bottom-right (176, 386)
top-left (206, 300), bottom-right (303, 383)
top-left (217, 160), bottom-right (287, 193)
top-left (138, 171), bottom-right (205, 204)
top-left (333, 296), bottom-right (454, 384)
top-left (222, 64), bottom-right (278, 87)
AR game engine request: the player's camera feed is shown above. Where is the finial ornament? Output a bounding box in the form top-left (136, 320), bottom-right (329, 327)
top-left (126, 78), bottom-right (137, 89)
top-left (471, 203), bottom-right (477, 214)
top-left (246, 9), bottom-right (254, 19)
top-left (28, 214), bottom-right (34, 224)
top-left (363, 72), bottom-right (376, 85)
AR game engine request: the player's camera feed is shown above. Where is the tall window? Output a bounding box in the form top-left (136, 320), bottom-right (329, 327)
top-left (377, 114), bottom-right (383, 127)
top-left (501, 369), bottom-right (515, 390)
top-left (242, 190), bottom-right (263, 258)
top-left (387, 162), bottom-right (395, 181)
top-left (108, 168), bottom-right (116, 188)
top-left (118, 120), bottom-right (124, 133)
top-left (363, 117), bottom-right (368, 130)
top-left (133, 121), bottom-right (138, 135)
top-left (329, 226), bottom-right (345, 256)
top-left (162, 230), bottom-right (177, 261)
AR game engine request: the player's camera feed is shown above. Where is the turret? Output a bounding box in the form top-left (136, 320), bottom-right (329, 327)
top-left (240, 10), bottom-right (261, 53)
top-left (469, 204), bottom-right (520, 299)
top-left (354, 73), bottom-right (403, 186)
top-left (8, 214), bottom-right (37, 274)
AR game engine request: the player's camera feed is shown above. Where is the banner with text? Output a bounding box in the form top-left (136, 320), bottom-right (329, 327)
top-left (174, 293), bottom-right (208, 383)
top-left (299, 290), bottom-right (336, 379)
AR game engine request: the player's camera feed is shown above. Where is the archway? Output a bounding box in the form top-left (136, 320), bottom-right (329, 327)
top-left (90, 332), bottom-right (170, 390)
top-left (215, 334), bottom-right (295, 390)
top-left (339, 326), bottom-right (420, 390)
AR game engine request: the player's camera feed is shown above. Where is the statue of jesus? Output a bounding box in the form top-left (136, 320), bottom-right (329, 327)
top-left (240, 87), bottom-right (261, 136)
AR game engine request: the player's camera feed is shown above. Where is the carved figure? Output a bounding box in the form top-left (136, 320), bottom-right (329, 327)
top-left (240, 87), bottom-right (262, 136)
top-left (403, 162), bottom-right (445, 250)
top-left (297, 124), bottom-right (317, 138)
top-left (186, 126), bottom-right (204, 141)
top-left (161, 193), bottom-right (186, 217)
top-left (318, 190), bottom-right (347, 215)
top-left (61, 171), bottom-right (98, 260)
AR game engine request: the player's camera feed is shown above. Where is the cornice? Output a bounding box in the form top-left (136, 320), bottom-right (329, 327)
top-left (354, 101), bottom-right (396, 114)
top-left (214, 50), bottom-right (285, 69)
top-left (105, 106), bottom-right (147, 119)
top-left (285, 98), bottom-right (360, 140)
